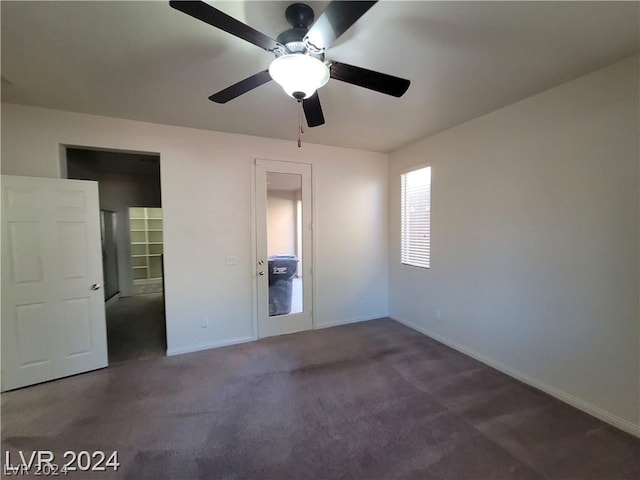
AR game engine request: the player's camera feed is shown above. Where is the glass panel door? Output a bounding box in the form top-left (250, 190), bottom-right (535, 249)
top-left (255, 160), bottom-right (312, 337)
top-left (100, 210), bottom-right (119, 300)
top-left (267, 172), bottom-right (303, 316)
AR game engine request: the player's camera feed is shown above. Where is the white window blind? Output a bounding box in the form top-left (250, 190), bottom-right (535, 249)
top-left (401, 166), bottom-right (431, 268)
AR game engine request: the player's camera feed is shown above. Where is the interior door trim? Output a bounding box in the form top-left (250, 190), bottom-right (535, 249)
top-left (251, 158), bottom-right (315, 338)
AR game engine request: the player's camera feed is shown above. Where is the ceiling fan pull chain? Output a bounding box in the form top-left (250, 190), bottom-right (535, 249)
top-left (298, 100), bottom-right (304, 148)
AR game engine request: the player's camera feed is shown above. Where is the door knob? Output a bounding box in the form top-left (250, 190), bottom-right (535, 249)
top-left (258, 271), bottom-right (265, 276)
top-left (91, 283), bottom-right (101, 290)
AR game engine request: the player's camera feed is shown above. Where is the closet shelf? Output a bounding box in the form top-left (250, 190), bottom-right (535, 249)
top-left (129, 207), bottom-right (164, 282)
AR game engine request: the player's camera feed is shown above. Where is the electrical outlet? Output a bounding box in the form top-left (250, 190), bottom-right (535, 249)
top-left (201, 317), bottom-right (209, 328)
top-left (225, 255), bottom-right (237, 266)
top-left (435, 309), bottom-right (441, 321)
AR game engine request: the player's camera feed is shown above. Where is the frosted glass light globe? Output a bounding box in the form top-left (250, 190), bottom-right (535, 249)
top-left (269, 54), bottom-right (329, 99)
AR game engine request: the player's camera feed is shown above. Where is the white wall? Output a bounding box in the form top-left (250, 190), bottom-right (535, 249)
top-left (1, 103), bottom-right (389, 354)
top-left (389, 56), bottom-right (639, 434)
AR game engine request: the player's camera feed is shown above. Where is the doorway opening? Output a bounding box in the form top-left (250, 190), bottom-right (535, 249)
top-left (65, 147), bottom-right (166, 364)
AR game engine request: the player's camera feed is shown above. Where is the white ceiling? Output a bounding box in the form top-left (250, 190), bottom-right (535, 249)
top-left (2, 1), bottom-right (638, 153)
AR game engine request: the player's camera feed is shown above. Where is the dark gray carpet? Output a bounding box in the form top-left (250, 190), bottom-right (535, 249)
top-left (2, 318), bottom-right (638, 479)
top-left (106, 293), bottom-right (166, 364)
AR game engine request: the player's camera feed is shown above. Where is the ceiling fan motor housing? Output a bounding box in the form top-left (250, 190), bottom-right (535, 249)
top-left (276, 3), bottom-right (322, 58)
top-left (276, 27), bottom-right (308, 54)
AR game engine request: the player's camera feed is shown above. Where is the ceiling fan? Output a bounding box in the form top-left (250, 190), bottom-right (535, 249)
top-left (169, 0), bottom-right (410, 128)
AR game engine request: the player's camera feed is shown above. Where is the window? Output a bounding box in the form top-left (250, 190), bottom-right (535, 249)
top-left (401, 165), bottom-right (431, 268)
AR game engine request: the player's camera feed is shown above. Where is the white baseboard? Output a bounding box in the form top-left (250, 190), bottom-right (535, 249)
top-left (166, 336), bottom-right (255, 356)
top-left (315, 313), bottom-right (387, 330)
top-left (391, 315), bottom-right (640, 438)
top-left (167, 314), bottom-right (388, 355)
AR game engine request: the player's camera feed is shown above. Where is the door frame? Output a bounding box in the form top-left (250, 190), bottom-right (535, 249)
top-left (251, 158), bottom-right (315, 339)
top-left (64, 145), bottom-right (168, 359)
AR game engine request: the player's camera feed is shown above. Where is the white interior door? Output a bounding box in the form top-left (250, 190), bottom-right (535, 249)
top-left (255, 159), bottom-right (313, 337)
top-left (1, 175), bottom-right (108, 391)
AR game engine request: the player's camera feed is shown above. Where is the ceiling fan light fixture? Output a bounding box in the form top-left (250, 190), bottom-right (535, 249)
top-left (268, 54), bottom-right (329, 100)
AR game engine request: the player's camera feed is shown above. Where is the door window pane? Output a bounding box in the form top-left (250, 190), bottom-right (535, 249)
top-left (267, 173), bottom-right (302, 316)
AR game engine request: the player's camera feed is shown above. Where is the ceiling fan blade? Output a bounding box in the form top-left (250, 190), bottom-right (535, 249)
top-left (303, 92), bottom-right (325, 127)
top-left (330, 61), bottom-right (410, 97)
top-left (305, 1), bottom-right (377, 52)
top-left (170, 1), bottom-right (283, 53)
top-left (209, 70), bottom-right (272, 103)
